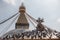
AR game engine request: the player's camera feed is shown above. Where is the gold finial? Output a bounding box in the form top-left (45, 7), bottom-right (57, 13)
top-left (20, 2), bottom-right (25, 9)
top-left (19, 2), bottom-right (26, 13)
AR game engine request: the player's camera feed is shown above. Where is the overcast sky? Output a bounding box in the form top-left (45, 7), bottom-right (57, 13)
top-left (0, 0), bottom-right (60, 36)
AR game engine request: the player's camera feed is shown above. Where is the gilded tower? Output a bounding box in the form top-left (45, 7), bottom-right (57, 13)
top-left (15, 3), bottom-right (29, 29)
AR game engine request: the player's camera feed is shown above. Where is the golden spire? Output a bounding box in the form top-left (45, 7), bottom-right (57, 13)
top-left (19, 3), bottom-right (26, 13)
top-left (15, 3), bottom-right (29, 29)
